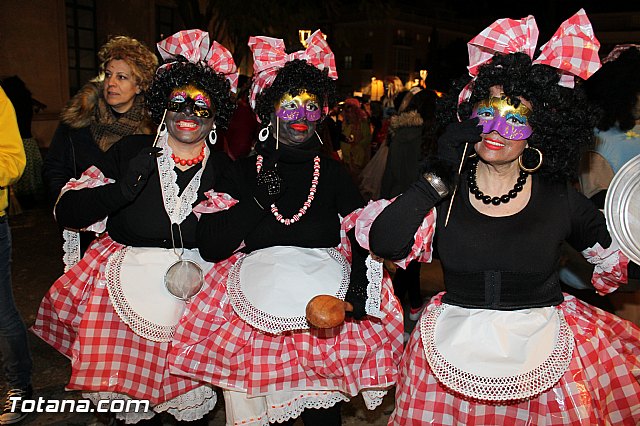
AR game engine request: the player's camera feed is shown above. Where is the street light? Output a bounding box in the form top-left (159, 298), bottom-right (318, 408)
top-left (299, 30), bottom-right (327, 47)
top-left (299, 30), bottom-right (312, 47)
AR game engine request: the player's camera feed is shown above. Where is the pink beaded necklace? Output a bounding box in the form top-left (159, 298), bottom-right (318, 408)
top-left (256, 155), bottom-right (320, 225)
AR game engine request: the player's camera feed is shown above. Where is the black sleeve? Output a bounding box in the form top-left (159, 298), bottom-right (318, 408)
top-left (54, 140), bottom-right (129, 230)
top-left (566, 183), bottom-right (611, 252)
top-left (196, 162), bottom-right (268, 262)
top-left (43, 125), bottom-right (75, 207)
top-left (369, 174), bottom-right (442, 260)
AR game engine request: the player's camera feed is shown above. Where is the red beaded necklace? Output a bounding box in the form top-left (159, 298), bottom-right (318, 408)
top-left (171, 144), bottom-right (205, 166)
top-left (256, 155), bottom-right (320, 225)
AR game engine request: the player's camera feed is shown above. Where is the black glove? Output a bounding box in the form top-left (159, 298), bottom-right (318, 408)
top-left (436, 117), bottom-right (482, 167)
top-left (345, 259), bottom-right (368, 320)
top-left (119, 146), bottom-right (162, 202)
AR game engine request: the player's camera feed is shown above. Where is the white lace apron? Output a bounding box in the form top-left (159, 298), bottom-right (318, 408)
top-left (227, 246), bottom-right (351, 334)
top-left (421, 303), bottom-right (574, 403)
top-left (106, 246), bottom-right (210, 342)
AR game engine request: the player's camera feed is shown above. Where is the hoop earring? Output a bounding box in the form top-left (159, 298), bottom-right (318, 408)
top-left (207, 124), bottom-right (217, 145)
top-left (518, 146), bottom-right (543, 173)
top-left (315, 131), bottom-right (324, 145)
top-left (258, 125), bottom-right (270, 142)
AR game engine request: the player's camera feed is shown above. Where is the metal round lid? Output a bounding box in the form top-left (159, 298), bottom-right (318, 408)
top-left (605, 153), bottom-right (640, 265)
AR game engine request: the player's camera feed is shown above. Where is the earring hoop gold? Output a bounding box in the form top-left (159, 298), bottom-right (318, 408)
top-left (518, 146), bottom-right (543, 173)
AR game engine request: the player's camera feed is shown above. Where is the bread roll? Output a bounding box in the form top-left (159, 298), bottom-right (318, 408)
top-left (306, 295), bottom-right (346, 328)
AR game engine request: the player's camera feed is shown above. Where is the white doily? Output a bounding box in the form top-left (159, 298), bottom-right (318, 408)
top-left (421, 304), bottom-right (574, 403)
top-left (227, 246), bottom-right (350, 334)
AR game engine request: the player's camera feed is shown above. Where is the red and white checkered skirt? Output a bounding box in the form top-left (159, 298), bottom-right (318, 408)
top-left (169, 250), bottom-right (404, 402)
top-left (389, 292), bottom-right (640, 425)
top-left (31, 235), bottom-right (210, 411)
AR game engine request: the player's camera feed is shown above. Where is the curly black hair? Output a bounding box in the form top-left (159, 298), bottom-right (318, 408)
top-left (146, 56), bottom-right (236, 130)
top-left (254, 59), bottom-right (337, 125)
top-left (584, 47), bottom-right (640, 132)
top-left (437, 52), bottom-right (598, 182)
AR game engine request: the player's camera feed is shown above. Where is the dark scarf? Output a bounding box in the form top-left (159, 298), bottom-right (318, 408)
top-left (255, 133), bottom-right (322, 169)
top-left (90, 94), bottom-right (147, 152)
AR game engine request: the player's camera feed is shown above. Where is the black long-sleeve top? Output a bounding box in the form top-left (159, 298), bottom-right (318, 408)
top-left (370, 171), bottom-right (612, 310)
top-left (55, 134), bottom-right (231, 249)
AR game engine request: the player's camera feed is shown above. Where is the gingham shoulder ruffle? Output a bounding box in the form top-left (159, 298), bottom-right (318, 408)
top-left (355, 198), bottom-right (437, 269)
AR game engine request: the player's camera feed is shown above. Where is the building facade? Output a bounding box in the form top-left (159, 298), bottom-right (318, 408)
top-left (1, 1), bottom-right (638, 148)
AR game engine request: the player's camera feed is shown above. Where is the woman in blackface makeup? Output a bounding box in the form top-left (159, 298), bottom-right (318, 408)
top-left (32, 30), bottom-right (236, 424)
top-left (364, 11), bottom-right (640, 425)
top-left (170, 30), bottom-right (403, 426)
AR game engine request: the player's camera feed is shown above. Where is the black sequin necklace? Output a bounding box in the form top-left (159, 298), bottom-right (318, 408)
top-left (467, 159), bottom-right (529, 206)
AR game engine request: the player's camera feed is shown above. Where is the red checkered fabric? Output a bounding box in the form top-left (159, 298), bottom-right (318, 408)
top-left (169, 210), bottom-right (404, 398)
top-left (192, 190), bottom-right (238, 220)
top-left (248, 30), bottom-right (337, 110)
top-left (467, 15), bottom-right (539, 76)
top-left (533, 9), bottom-right (601, 82)
top-left (355, 199), bottom-right (436, 269)
top-left (31, 235), bottom-right (203, 404)
top-left (583, 242), bottom-right (630, 295)
top-left (389, 292), bottom-right (640, 425)
top-left (157, 29), bottom-right (239, 92)
top-left (459, 9), bottom-right (601, 104)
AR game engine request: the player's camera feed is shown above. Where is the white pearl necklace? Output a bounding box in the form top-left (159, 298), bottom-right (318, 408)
top-left (256, 155), bottom-right (320, 225)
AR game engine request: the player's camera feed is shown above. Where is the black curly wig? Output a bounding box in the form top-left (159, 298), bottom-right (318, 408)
top-left (254, 59), bottom-right (337, 125)
top-left (437, 52), bottom-right (598, 182)
top-left (146, 56), bottom-right (236, 130)
top-left (584, 47), bottom-right (640, 132)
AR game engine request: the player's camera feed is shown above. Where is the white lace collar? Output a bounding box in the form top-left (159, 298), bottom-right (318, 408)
top-left (156, 132), bottom-right (209, 224)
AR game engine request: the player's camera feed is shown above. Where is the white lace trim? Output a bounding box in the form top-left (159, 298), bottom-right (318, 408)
top-left (228, 248), bottom-right (350, 334)
top-left (421, 304), bottom-right (574, 403)
top-left (361, 389), bottom-right (388, 410)
top-left (62, 229), bottom-right (81, 272)
top-left (156, 132), bottom-right (208, 225)
top-left (84, 385), bottom-right (215, 424)
top-left (264, 392), bottom-right (349, 426)
top-left (155, 385), bottom-right (216, 422)
top-left (106, 247), bottom-right (177, 342)
top-left (364, 255), bottom-right (384, 319)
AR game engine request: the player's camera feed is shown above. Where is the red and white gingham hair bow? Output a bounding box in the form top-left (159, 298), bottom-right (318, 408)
top-left (157, 29), bottom-right (239, 93)
top-left (459, 9), bottom-right (601, 104)
top-left (248, 29), bottom-right (337, 109)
